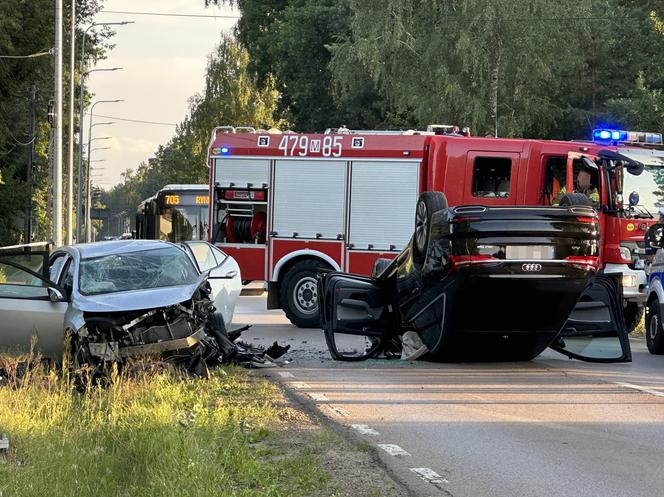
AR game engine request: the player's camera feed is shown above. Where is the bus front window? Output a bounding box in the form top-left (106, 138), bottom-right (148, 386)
top-left (159, 205), bottom-right (209, 242)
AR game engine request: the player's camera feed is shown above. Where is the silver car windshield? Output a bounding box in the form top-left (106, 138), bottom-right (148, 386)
top-left (79, 246), bottom-right (199, 295)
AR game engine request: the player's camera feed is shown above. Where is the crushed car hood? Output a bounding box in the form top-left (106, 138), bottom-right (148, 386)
top-left (74, 273), bottom-right (209, 313)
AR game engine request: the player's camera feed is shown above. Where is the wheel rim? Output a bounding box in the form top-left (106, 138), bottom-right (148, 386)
top-left (293, 276), bottom-right (318, 316)
top-left (415, 201), bottom-right (428, 252)
top-left (650, 311), bottom-right (660, 341)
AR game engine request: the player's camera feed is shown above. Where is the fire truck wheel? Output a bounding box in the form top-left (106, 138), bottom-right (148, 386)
top-left (646, 301), bottom-right (664, 354)
top-left (414, 192), bottom-right (448, 262)
top-left (281, 259), bottom-right (329, 328)
top-left (624, 302), bottom-right (644, 334)
top-left (558, 192), bottom-right (594, 207)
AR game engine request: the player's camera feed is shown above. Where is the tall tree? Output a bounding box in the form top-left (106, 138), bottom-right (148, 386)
top-left (205, 0), bottom-right (387, 130)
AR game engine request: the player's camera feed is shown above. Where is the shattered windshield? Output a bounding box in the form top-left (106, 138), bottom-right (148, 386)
top-left (79, 246), bottom-right (199, 295)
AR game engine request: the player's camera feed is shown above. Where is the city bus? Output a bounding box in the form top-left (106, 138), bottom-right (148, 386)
top-left (135, 184), bottom-right (210, 242)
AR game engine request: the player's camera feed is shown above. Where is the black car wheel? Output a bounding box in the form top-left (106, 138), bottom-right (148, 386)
top-left (281, 259), bottom-right (330, 328)
top-left (414, 192), bottom-right (448, 262)
top-left (646, 301), bottom-right (664, 354)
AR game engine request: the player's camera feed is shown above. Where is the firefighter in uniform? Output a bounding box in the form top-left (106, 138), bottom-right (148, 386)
top-left (554, 165), bottom-right (599, 205)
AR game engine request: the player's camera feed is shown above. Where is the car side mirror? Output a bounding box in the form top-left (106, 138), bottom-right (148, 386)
top-left (647, 224), bottom-right (664, 249)
top-left (48, 287), bottom-right (66, 302)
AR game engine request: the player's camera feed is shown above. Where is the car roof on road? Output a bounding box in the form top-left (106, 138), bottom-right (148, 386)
top-left (72, 239), bottom-right (176, 259)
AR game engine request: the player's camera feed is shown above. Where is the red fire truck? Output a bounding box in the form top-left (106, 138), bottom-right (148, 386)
top-left (207, 125), bottom-right (664, 329)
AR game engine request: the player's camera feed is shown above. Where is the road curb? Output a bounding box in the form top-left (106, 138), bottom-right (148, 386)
top-left (262, 370), bottom-right (422, 497)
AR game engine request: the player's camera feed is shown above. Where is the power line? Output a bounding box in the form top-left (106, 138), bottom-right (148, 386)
top-left (91, 113), bottom-right (177, 126)
top-left (99, 10), bottom-right (240, 19)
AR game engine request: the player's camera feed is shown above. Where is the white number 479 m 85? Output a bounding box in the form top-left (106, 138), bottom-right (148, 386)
top-left (278, 135), bottom-right (342, 157)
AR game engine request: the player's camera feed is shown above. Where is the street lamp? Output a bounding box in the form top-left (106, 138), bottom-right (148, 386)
top-left (74, 20), bottom-right (132, 242)
top-left (76, 68), bottom-right (122, 241)
top-left (85, 100), bottom-right (122, 242)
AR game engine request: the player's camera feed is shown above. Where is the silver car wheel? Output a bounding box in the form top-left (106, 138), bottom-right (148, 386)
top-left (650, 312), bottom-right (660, 341)
top-left (415, 200), bottom-right (428, 253)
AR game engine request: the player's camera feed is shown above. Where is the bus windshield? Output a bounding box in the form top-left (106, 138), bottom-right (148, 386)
top-left (159, 204), bottom-right (209, 241)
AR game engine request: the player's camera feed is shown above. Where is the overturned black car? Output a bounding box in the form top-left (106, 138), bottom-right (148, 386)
top-left (319, 192), bottom-right (631, 363)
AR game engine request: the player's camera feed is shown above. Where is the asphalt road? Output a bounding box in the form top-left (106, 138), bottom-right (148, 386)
top-left (234, 295), bottom-right (664, 497)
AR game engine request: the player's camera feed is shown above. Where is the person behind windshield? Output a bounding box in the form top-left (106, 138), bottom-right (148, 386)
top-left (555, 165), bottom-right (599, 205)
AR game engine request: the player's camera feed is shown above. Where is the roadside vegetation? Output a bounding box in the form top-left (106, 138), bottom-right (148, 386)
top-left (0, 357), bottom-right (341, 497)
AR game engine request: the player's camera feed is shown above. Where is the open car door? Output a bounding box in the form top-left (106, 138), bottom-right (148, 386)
top-left (551, 273), bottom-right (631, 362)
top-left (0, 243), bottom-right (68, 356)
top-left (319, 272), bottom-right (396, 361)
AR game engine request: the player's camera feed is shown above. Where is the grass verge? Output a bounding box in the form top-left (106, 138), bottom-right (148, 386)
top-left (0, 358), bottom-right (330, 497)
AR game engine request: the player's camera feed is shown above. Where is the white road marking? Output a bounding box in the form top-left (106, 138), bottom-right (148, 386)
top-left (307, 392), bottom-right (329, 402)
top-left (378, 444), bottom-right (411, 457)
top-left (323, 405), bottom-right (350, 418)
top-left (350, 424), bottom-right (380, 436)
top-left (277, 372), bottom-right (294, 378)
top-left (410, 467), bottom-right (449, 486)
top-left (291, 382), bottom-right (310, 389)
top-left (614, 381), bottom-right (664, 398)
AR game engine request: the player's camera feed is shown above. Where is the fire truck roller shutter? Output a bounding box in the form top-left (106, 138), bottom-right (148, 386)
top-left (273, 160), bottom-right (346, 239)
top-left (214, 158), bottom-right (269, 188)
top-left (349, 161), bottom-right (420, 251)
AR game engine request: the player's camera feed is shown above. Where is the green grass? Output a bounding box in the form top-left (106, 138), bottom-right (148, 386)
top-left (0, 358), bottom-right (329, 497)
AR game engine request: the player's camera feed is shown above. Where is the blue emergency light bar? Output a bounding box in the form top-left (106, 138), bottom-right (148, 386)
top-left (592, 128), bottom-right (663, 145)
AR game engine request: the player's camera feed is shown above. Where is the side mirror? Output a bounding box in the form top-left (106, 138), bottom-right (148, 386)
top-left (646, 224), bottom-right (664, 249)
top-left (629, 191), bottom-right (640, 207)
top-left (47, 287), bottom-right (66, 302)
top-left (627, 162), bottom-right (644, 176)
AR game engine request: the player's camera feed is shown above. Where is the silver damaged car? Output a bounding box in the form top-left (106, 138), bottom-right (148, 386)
top-left (0, 239), bottom-right (241, 371)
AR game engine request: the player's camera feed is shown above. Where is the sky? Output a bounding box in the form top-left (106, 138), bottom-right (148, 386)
top-left (84, 0), bottom-right (239, 189)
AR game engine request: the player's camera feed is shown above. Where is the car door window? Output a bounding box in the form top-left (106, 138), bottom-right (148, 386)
top-left (211, 245), bottom-right (229, 266)
top-left (0, 260), bottom-right (50, 299)
top-left (188, 242), bottom-right (218, 272)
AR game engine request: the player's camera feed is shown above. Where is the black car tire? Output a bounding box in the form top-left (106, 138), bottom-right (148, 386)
top-left (646, 301), bottom-right (664, 354)
top-left (281, 259), bottom-right (329, 328)
top-left (558, 192), bottom-right (594, 207)
top-left (624, 302), bottom-right (644, 334)
top-left (414, 191), bottom-right (448, 262)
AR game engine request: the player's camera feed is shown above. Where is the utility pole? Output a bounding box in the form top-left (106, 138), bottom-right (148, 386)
top-left (67, 0), bottom-right (75, 244)
top-left (53, 0), bottom-right (64, 246)
top-left (24, 86), bottom-right (37, 243)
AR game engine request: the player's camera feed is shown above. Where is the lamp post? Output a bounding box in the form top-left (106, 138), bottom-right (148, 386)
top-left (85, 100), bottom-right (121, 242)
top-left (75, 20), bottom-right (132, 242)
top-left (66, 0), bottom-right (75, 245)
top-left (83, 135), bottom-right (112, 242)
top-left (75, 67), bottom-right (122, 241)
top-left (54, 0), bottom-right (63, 246)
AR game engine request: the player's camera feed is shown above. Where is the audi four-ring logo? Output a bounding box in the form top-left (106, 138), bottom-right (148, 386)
top-left (521, 263), bottom-right (542, 272)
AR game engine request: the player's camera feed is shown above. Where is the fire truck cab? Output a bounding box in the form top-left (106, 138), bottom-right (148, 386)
top-left (207, 125), bottom-right (662, 329)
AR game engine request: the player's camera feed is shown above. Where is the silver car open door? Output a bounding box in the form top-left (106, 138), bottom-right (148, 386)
top-left (0, 244), bottom-right (68, 356)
